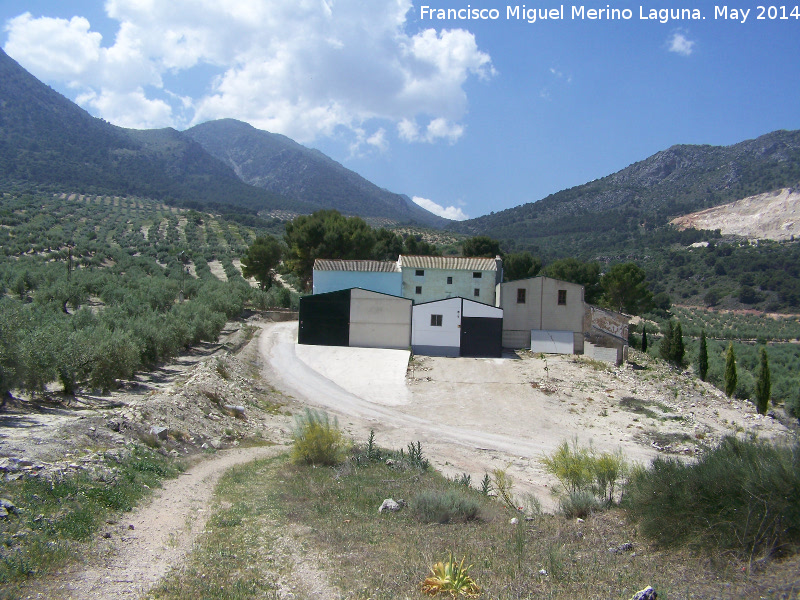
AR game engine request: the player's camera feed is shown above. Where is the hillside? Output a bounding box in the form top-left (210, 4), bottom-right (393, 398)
top-left (0, 49), bottom-right (302, 214)
top-left (452, 130), bottom-right (800, 258)
top-left (184, 119), bottom-right (447, 227)
top-left (671, 187), bottom-right (799, 241)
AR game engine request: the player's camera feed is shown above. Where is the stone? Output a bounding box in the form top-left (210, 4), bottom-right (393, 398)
top-left (631, 586), bottom-right (657, 600)
top-left (509, 517), bottom-right (519, 525)
top-left (149, 426), bottom-right (169, 440)
top-left (609, 542), bottom-right (634, 554)
top-left (0, 498), bottom-right (18, 518)
top-left (378, 498), bottom-right (401, 513)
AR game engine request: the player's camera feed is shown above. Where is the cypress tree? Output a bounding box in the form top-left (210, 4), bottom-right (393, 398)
top-left (641, 324), bottom-right (647, 353)
top-left (724, 342), bottom-right (737, 398)
top-left (754, 347), bottom-right (771, 415)
top-left (671, 321), bottom-right (685, 368)
top-left (697, 330), bottom-right (709, 382)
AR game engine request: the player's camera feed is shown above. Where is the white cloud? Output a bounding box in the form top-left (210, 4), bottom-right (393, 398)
top-left (2, 0), bottom-right (494, 144)
top-left (667, 31), bottom-right (695, 56)
top-left (412, 196), bottom-right (469, 221)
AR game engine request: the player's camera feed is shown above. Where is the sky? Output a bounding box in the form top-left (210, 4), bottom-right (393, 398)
top-left (2, 1), bottom-right (799, 221)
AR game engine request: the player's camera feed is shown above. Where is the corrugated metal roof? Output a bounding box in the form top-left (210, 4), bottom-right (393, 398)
top-left (313, 259), bottom-right (400, 272)
top-left (398, 255), bottom-right (498, 271)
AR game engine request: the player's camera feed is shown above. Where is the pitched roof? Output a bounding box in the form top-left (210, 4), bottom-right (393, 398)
top-left (313, 259), bottom-right (400, 273)
top-left (398, 255), bottom-right (499, 271)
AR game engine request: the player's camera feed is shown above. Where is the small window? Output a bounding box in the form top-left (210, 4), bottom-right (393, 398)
top-left (415, 269), bottom-right (425, 277)
top-left (558, 289), bottom-right (567, 305)
top-left (473, 272), bottom-right (482, 279)
top-left (517, 288), bottom-right (526, 304)
top-left (430, 314), bottom-right (443, 327)
top-left (415, 286), bottom-right (422, 295)
top-left (446, 276), bottom-right (453, 285)
top-left (474, 288), bottom-right (480, 297)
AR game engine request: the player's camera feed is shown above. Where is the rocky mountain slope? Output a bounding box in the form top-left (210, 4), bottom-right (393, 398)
top-left (671, 187), bottom-right (799, 241)
top-left (0, 48), bottom-right (297, 214)
top-left (0, 49), bottom-right (442, 225)
top-left (452, 130), bottom-right (800, 256)
top-left (184, 119), bottom-right (446, 227)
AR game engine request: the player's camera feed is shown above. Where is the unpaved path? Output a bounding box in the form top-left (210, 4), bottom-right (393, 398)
top-left (260, 320), bottom-right (791, 509)
top-left (19, 445), bottom-right (283, 600)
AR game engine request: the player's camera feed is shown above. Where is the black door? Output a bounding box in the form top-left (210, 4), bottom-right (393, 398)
top-left (298, 290), bottom-right (350, 346)
top-left (460, 317), bottom-right (502, 357)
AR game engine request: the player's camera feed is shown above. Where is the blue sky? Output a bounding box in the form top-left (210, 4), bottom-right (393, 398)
top-left (2, 1), bottom-right (799, 221)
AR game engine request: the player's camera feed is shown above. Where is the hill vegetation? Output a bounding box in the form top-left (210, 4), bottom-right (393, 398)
top-left (0, 190), bottom-right (295, 398)
top-left (185, 119), bottom-right (446, 227)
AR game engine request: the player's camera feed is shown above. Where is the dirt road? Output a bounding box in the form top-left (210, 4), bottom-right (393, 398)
top-left (18, 445), bottom-right (283, 600)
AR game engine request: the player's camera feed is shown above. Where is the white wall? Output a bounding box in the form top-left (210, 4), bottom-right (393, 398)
top-left (349, 289), bottom-right (411, 350)
top-left (411, 298), bottom-right (462, 356)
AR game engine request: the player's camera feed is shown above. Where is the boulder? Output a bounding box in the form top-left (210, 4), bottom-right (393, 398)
top-left (632, 586), bottom-right (657, 600)
top-left (378, 498), bottom-right (401, 513)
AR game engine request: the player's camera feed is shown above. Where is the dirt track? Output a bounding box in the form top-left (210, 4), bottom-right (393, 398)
top-left (259, 321), bottom-right (790, 509)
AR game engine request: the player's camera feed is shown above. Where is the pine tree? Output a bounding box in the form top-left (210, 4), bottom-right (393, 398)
top-left (659, 321), bottom-right (674, 363)
top-left (754, 347), bottom-right (771, 415)
top-left (641, 324), bottom-right (647, 353)
top-left (724, 342), bottom-right (737, 398)
top-left (697, 330), bottom-right (709, 382)
top-left (671, 321), bottom-right (685, 368)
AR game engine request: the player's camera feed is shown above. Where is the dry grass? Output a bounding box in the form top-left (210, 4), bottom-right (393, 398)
top-left (151, 447), bottom-right (800, 600)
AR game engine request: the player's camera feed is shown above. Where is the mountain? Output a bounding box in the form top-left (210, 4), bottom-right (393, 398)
top-left (184, 119), bottom-right (447, 227)
top-left (452, 130), bottom-right (800, 258)
top-left (0, 48), bottom-right (443, 225)
top-left (0, 48), bottom-right (302, 214)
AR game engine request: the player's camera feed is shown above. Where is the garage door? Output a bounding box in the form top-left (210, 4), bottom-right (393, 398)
top-left (298, 290), bottom-right (350, 346)
top-left (460, 317), bottom-right (503, 357)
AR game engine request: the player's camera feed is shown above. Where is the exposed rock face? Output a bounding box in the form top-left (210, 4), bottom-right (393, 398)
top-left (671, 187), bottom-right (800, 241)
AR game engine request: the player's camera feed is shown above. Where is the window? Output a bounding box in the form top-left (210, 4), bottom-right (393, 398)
top-left (415, 286), bottom-right (422, 295)
top-left (473, 272), bottom-right (482, 278)
top-left (430, 314), bottom-right (443, 327)
top-left (558, 289), bottom-right (567, 305)
top-left (474, 288), bottom-right (480, 297)
top-left (446, 276), bottom-right (453, 285)
top-left (517, 288), bottom-right (526, 304)
top-left (415, 269), bottom-right (424, 277)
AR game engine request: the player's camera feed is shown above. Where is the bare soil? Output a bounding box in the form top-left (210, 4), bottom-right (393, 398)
top-left (2, 318), bottom-right (796, 598)
top-left (671, 187), bottom-right (800, 241)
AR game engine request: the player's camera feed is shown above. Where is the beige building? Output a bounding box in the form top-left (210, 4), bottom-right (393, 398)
top-left (398, 255), bottom-right (502, 305)
top-left (496, 276), bottom-right (586, 351)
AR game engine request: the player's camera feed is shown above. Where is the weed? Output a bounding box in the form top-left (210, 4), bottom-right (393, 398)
top-left (421, 553), bottom-right (480, 598)
top-left (399, 440), bottom-right (430, 471)
top-left (453, 473), bottom-right (472, 488)
top-left (290, 408), bottom-right (349, 466)
top-left (558, 490), bottom-right (600, 519)
top-left (479, 473), bottom-right (492, 496)
top-left (413, 489), bottom-right (480, 524)
top-left (491, 466), bottom-right (518, 512)
top-left (214, 358), bottom-right (230, 380)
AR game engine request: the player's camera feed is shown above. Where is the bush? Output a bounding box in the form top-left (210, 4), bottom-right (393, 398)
top-left (413, 489), bottom-right (480, 524)
top-left (625, 436), bottom-right (800, 557)
top-left (558, 490), bottom-right (601, 519)
top-left (290, 408), bottom-right (349, 466)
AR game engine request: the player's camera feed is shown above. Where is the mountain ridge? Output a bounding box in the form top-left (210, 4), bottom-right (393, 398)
top-left (184, 119), bottom-right (448, 227)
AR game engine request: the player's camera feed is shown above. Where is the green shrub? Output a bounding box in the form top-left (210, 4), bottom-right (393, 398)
top-left (413, 489), bottom-right (480, 524)
top-left (558, 490), bottom-right (600, 519)
top-left (540, 439), bottom-right (594, 495)
top-left (625, 436), bottom-right (800, 557)
top-left (290, 408), bottom-right (349, 466)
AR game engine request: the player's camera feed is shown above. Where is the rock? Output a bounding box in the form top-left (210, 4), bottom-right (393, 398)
top-left (609, 542), bottom-right (634, 554)
top-left (385, 459), bottom-right (395, 466)
top-left (0, 499), bottom-right (18, 518)
top-left (576, 517), bottom-right (585, 523)
top-left (378, 498), bottom-right (401, 513)
top-left (509, 517), bottom-right (519, 525)
top-left (631, 586), bottom-right (657, 600)
top-left (538, 569), bottom-right (548, 576)
top-left (149, 426), bottom-right (169, 440)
